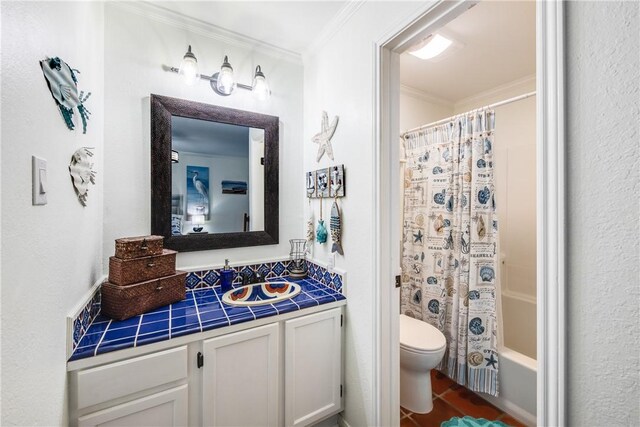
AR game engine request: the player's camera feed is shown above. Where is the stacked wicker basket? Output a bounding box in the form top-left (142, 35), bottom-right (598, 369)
top-left (101, 235), bottom-right (186, 320)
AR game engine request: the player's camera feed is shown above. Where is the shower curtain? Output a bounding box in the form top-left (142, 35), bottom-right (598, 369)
top-left (401, 110), bottom-right (500, 396)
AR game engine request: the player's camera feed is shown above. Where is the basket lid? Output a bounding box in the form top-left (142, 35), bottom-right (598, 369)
top-left (115, 235), bottom-right (164, 243)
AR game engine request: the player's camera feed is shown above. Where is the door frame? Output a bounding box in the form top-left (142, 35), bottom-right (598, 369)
top-left (372, 1), bottom-right (566, 426)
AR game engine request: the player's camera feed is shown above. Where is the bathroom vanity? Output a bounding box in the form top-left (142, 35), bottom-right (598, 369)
top-left (67, 277), bottom-right (345, 427)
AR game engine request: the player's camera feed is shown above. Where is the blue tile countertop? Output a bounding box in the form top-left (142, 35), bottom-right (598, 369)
top-left (69, 277), bottom-right (345, 362)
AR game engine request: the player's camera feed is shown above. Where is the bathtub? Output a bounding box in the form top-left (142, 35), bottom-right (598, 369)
top-left (482, 347), bottom-right (537, 426)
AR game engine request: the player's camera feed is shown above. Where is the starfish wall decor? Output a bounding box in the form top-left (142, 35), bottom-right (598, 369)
top-left (312, 111), bottom-right (339, 162)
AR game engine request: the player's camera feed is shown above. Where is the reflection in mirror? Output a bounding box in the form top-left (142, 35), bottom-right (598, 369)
top-left (170, 116), bottom-right (265, 235)
top-left (151, 94), bottom-right (279, 252)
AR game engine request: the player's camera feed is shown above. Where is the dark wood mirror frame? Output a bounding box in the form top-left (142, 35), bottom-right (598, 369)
top-left (150, 94), bottom-right (279, 252)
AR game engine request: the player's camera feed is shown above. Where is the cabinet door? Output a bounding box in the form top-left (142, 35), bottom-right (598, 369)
top-left (285, 308), bottom-right (343, 427)
top-left (202, 322), bottom-right (280, 427)
top-left (78, 385), bottom-right (188, 427)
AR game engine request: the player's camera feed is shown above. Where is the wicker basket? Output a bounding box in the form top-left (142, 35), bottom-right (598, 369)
top-left (101, 271), bottom-right (186, 320)
top-left (109, 249), bottom-right (177, 286)
top-left (114, 235), bottom-right (164, 260)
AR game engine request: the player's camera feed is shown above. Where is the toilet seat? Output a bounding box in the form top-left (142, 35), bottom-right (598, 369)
top-left (400, 314), bottom-right (446, 353)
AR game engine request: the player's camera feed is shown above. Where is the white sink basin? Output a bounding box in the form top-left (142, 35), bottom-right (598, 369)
top-left (221, 282), bottom-right (301, 307)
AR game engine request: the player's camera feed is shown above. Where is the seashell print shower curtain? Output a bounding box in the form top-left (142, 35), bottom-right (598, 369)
top-left (401, 110), bottom-right (500, 396)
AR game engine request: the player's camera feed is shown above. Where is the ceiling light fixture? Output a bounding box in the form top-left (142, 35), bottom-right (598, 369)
top-left (169, 46), bottom-right (271, 100)
top-left (408, 34), bottom-right (453, 60)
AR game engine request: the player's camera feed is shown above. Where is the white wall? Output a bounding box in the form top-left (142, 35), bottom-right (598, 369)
top-left (0, 2), bottom-right (105, 425)
top-left (303, 2), bottom-right (429, 425)
top-left (566, 1), bottom-right (640, 425)
top-left (399, 85), bottom-right (453, 132)
top-left (454, 77), bottom-right (537, 360)
top-left (103, 2), bottom-right (303, 269)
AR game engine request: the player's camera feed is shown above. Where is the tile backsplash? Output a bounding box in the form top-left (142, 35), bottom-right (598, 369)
top-left (185, 260), bottom-right (343, 293)
top-left (70, 259), bottom-right (343, 353)
top-left (71, 289), bottom-right (101, 355)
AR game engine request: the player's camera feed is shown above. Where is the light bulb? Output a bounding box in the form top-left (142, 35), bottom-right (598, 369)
top-left (216, 56), bottom-right (236, 95)
top-left (178, 45), bottom-right (200, 85)
top-left (252, 65), bottom-right (270, 101)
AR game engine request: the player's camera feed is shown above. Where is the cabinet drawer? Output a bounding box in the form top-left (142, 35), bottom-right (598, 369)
top-left (78, 384), bottom-right (188, 427)
top-left (75, 346), bottom-right (187, 410)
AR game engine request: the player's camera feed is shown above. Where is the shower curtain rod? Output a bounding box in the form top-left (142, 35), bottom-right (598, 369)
top-left (401, 90), bottom-right (536, 138)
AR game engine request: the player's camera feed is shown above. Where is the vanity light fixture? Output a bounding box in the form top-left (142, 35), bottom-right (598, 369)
top-left (214, 55), bottom-right (236, 96)
top-left (171, 150), bottom-right (179, 163)
top-left (408, 34), bottom-right (453, 60)
top-left (252, 66), bottom-right (270, 101)
top-left (178, 45), bottom-right (200, 85)
top-left (169, 46), bottom-right (271, 100)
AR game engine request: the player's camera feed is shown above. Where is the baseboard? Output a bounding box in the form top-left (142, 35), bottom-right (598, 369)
top-left (337, 413), bottom-right (352, 427)
top-left (312, 414), bottom-right (340, 427)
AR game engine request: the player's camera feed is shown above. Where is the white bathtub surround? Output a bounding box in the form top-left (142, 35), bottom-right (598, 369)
top-left (454, 76), bottom-right (538, 361)
top-left (401, 110), bottom-right (500, 396)
top-left (482, 347), bottom-right (537, 426)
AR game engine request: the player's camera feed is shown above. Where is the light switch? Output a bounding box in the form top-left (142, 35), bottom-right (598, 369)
top-left (39, 169), bottom-right (47, 193)
top-left (32, 156), bottom-right (47, 205)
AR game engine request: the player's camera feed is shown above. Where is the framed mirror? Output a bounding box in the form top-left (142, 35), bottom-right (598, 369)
top-left (151, 94), bottom-right (279, 252)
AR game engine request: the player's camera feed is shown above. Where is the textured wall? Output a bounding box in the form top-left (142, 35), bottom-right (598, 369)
top-left (0, 2), bottom-right (104, 425)
top-left (566, 1), bottom-right (640, 425)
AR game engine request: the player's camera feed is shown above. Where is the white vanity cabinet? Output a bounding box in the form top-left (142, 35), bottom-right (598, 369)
top-left (285, 308), bottom-right (343, 427)
top-left (202, 323), bottom-right (280, 426)
top-left (69, 305), bottom-right (344, 427)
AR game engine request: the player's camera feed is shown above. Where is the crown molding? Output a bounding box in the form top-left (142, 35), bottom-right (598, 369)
top-left (399, 84), bottom-right (454, 108)
top-left (303, 0), bottom-right (367, 60)
top-left (453, 73), bottom-right (536, 110)
top-left (111, 1), bottom-right (302, 64)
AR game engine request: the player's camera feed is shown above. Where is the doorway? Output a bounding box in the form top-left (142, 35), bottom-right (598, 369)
top-left (373, 1), bottom-right (566, 426)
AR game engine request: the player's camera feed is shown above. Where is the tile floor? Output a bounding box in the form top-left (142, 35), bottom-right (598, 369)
top-left (400, 371), bottom-right (528, 427)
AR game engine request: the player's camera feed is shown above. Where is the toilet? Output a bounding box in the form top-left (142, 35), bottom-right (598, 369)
top-left (400, 314), bottom-right (447, 414)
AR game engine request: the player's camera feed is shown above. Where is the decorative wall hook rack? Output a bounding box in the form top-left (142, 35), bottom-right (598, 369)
top-left (306, 164), bottom-right (345, 199)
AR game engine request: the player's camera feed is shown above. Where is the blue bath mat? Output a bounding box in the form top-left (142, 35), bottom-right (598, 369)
top-left (441, 416), bottom-right (507, 427)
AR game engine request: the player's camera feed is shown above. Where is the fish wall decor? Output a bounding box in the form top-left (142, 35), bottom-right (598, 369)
top-left (330, 199), bottom-right (344, 255)
top-left (40, 57), bottom-right (91, 133)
